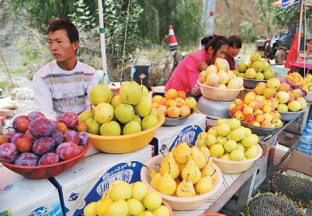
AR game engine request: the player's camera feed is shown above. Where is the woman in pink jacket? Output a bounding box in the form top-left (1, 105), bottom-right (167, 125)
top-left (165, 35), bottom-right (228, 96)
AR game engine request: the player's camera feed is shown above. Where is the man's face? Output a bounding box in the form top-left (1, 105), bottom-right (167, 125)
top-left (48, 29), bottom-right (78, 63)
top-left (228, 44), bottom-right (241, 58)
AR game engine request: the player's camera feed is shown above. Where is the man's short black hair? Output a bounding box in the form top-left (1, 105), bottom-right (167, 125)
top-left (228, 35), bottom-right (242, 49)
top-left (48, 19), bottom-right (79, 43)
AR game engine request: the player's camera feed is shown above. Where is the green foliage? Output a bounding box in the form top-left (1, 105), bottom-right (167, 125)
top-left (9, 0), bottom-right (98, 32)
top-left (9, 67), bottom-right (24, 74)
top-left (0, 81), bottom-right (11, 88)
top-left (68, 0), bottom-right (96, 31)
top-left (240, 21), bottom-right (258, 43)
top-left (252, 0), bottom-right (299, 27)
top-left (102, 0), bottom-right (143, 67)
top-left (137, 0), bottom-right (203, 46)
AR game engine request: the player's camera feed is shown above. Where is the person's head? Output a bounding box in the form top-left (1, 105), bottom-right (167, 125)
top-left (227, 35), bottom-right (242, 58)
top-left (201, 35), bottom-right (228, 64)
top-left (48, 19), bottom-right (79, 64)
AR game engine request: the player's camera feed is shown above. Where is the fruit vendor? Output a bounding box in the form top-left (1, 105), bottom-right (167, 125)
top-left (224, 35), bottom-right (242, 70)
top-left (165, 35), bottom-right (228, 96)
top-left (32, 19), bottom-right (98, 120)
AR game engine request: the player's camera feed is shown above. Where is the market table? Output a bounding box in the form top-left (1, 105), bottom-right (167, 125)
top-left (173, 108), bottom-right (309, 216)
top-left (290, 62), bottom-right (312, 71)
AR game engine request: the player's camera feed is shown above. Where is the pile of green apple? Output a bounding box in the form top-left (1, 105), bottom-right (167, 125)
top-left (235, 53), bottom-right (275, 80)
top-left (196, 118), bottom-right (259, 161)
top-left (254, 77), bottom-right (307, 112)
top-left (83, 180), bottom-right (170, 216)
top-left (79, 81), bottom-right (160, 136)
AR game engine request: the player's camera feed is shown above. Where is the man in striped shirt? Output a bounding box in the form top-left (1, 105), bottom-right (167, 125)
top-left (33, 19), bottom-right (98, 120)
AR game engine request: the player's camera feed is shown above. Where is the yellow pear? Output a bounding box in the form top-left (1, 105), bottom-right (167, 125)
top-left (157, 172), bottom-right (177, 196)
top-left (159, 153), bottom-right (180, 179)
top-left (176, 176), bottom-right (196, 198)
top-left (195, 176), bottom-right (214, 195)
top-left (150, 173), bottom-right (162, 190)
top-left (172, 142), bottom-right (191, 164)
top-left (190, 146), bottom-right (206, 169)
top-left (181, 159), bottom-right (201, 184)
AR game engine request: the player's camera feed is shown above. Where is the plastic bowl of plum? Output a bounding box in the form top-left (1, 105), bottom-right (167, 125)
top-left (0, 111), bottom-right (90, 179)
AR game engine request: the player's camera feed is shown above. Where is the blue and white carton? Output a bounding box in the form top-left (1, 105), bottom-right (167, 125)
top-left (0, 166), bottom-right (63, 216)
top-left (51, 145), bottom-right (153, 216)
top-left (151, 112), bottom-right (206, 155)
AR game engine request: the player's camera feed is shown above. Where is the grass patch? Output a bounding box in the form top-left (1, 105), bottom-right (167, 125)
top-left (0, 81), bottom-right (11, 88)
top-left (9, 67), bottom-right (25, 74)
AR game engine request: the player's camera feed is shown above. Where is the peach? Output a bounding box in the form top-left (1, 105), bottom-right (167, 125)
top-left (175, 97), bottom-right (185, 108)
top-left (180, 105), bottom-right (191, 117)
top-left (165, 88), bottom-right (178, 99)
top-left (264, 113), bottom-right (273, 121)
top-left (177, 91), bottom-right (186, 100)
top-left (268, 97), bottom-right (278, 109)
top-left (152, 95), bottom-right (163, 104)
top-left (152, 102), bottom-right (159, 108)
top-left (234, 111), bottom-right (244, 121)
top-left (254, 109), bottom-right (263, 116)
top-left (243, 107), bottom-right (253, 115)
top-left (158, 97), bottom-right (167, 105)
top-left (255, 113), bottom-right (264, 123)
top-left (249, 101), bottom-right (259, 111)
top-left (244, 114), bottom-right (255, 125)
top-left (157, 105), bottom-right (167, 115)
top-left (236, 103), bottom-right (244, 111)
top-left (234, 99), bottom-right (243, 105)
top-left (261, 120), bottom-right (273, 128)
top-left (167, 107), bottom-right (180, 118)
top-left (165, 99), bottom-right (177, 108)
top-left (263, 105), bottom-right (272, 113)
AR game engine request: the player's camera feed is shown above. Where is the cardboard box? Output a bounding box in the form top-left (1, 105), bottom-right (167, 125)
top-left (51, 145), bottom-right (152, 216)
top-left (288, 149), bottom-right (312, 176)
top-left (150, 113), bottom-right (206, 155)
top-left (0, 166), bottom-right (63, 216)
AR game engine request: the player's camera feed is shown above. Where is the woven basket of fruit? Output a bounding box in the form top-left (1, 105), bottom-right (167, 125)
top-left (141, 145), bottom-right (223, 211)
top-left (0, 111), bottom-right (90, 179)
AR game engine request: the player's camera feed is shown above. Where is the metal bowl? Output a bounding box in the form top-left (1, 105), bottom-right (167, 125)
top-left (241, 122), bottom-right (282, 136)
top-left (278, 109), bottom-right (307, 122)
top-left (197, 80), bottom-right (243, 102)
top-left (242, 78), bottom-right (267, 89)
top-left (198, 96), bottom-right (232, 119)
top-left (304, 91), bottom-right (312, 102)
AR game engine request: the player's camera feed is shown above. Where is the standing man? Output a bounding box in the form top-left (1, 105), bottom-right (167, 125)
top-left (33, 19), bottom-right (98, 120)
top-left (225, 35), bottom-right (242, 70)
